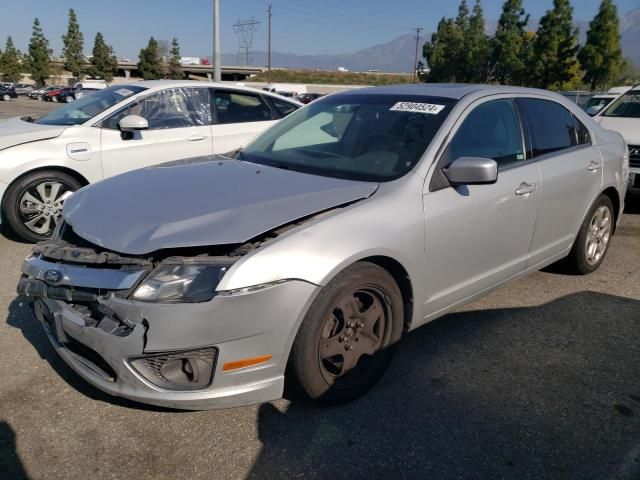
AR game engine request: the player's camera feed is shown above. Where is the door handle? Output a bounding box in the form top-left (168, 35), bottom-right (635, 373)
top-left (515, 182), bottom-right (537, 196)
top-left (587, 160), bottom-right (601, 172)
top-left (186, 134), bottom-right (206, 142)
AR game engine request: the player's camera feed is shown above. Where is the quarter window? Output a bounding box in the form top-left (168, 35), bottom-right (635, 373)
top-left (269, 97), bottom-right (300, 117)
top-left (448, 99), bottom-right (524, 168)
top-left (518, 98), bottom-right (577, 157)
top-left (573, 115), bottom-right (591, 146)
top-left (213, 90), bottom-right (272, 124)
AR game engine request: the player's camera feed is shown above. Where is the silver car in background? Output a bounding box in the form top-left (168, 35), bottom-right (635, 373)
top-left (17, 84), bottom-right (628, 409)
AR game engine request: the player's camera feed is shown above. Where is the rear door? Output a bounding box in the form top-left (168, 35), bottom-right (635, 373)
top-left (211, 89), bottom-right (280, 153)
top-left (516, 97), bottom-right (602, 267)
top-left (423, 98), bottom-right (541, 316)
top-left (100, 87), bottom-right (213, 178)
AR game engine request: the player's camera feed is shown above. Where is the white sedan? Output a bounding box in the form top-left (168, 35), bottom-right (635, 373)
top-left (0, 80), bottom-right (301, 242)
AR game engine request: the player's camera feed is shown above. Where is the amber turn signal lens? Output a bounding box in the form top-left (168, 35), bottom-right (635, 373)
top-left (223, 354), bottom-right (273, 372)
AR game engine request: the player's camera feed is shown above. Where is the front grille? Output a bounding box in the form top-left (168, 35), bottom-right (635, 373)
top-left (629, 145), bottom-right (640, 168)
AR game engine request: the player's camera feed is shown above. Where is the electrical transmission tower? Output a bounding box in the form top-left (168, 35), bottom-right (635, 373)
top-left (233, 18), bottom-right (260, 66)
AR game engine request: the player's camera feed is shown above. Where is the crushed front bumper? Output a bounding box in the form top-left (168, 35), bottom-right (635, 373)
top-left (19, 256), bottom-right (320, 410)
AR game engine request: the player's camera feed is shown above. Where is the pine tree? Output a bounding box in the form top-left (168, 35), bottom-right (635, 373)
top-left (462, 0), bottom-right (489, 83)
top-left (62, 9), bottom-right (85, 79)
top-left (453, 0), bottom-right (470, 81)
top-left (578, 0), bottom-right (623, 90)
top-left (137, 37), bottom-right (163, 80)
top-left (532, 0), bottom-right (579, 89)
top-left (168, 37), bottom-right (182, 80)
top-left (423, 17), bottom-right (462, 82)
top-left (1, 37), bottom-right (22, 83)
top-left (26, 18), bottom-right (51, 86)
top-left (89, 32), bottom-right (117, 82)
top-left (491, 0), bottom-right (529, 85)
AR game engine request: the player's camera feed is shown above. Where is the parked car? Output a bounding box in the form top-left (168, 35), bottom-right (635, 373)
top-left (54, 88), bottom-right (101, 103)
top-left (582, 86), bottom-right (632, 116)
top-left (16, 84), bottom-right (628, 410)
top-left (44, 87), bottom-right (74, 102)
top-left (0, 80), bottom-right (302, 241)
top-left (295, 92), bottom-right (325, 104)
top-left (0, 85), bottom-right (18, 101)
top-left (31, 86), bottom-right (61, 100)
top-left (594, 84), bottom-right (640, 196)
top-left (13, 84), bottom-right (35, 95)
top-left (72, 80), bottom-right (108, 91)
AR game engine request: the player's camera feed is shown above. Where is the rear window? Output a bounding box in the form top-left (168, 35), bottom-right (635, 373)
top-left (269, 97), bottom-right (299, 117)
top-left (518, 98), bottom-right (577, 157)
top-left (603, 90), bottom-right (640, 118)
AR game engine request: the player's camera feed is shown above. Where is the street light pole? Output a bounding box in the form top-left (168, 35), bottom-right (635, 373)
top-left (213, 0), bottom-right (221, 82)
top-left (267, 4), bottom-right (272, 85)
top-left (412, 27), bottom-right (424, 83)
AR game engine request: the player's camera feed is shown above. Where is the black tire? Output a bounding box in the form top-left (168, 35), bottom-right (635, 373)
top-left (2, 171), bottom-right (83, 243)
top-left (565, 194), bottom-right (615, 275)
top-left (286, 262), bottom-right (404, 405)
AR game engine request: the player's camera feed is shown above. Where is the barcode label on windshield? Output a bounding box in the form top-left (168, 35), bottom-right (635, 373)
top-left (390, 102), bottom-right (445, 114)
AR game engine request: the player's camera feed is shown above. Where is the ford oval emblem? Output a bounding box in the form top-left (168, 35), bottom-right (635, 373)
top-left (43, 269), bottom-right (64, 285)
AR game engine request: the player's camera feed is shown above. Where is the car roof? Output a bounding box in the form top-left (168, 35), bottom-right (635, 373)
top-left (336, 83), bottom-right (563, 100)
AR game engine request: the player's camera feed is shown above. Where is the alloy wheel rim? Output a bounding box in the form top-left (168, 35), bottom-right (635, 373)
top-left (585, 205), bottom-right (611, 266)
top-left (2, 94), bottom-right (9, 101)
top-left (18, 181), bottom-right (75, 235)
top-left (318, 287), bottom-right (388, 385)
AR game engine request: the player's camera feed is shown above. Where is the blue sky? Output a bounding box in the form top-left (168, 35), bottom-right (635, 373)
top-left (1, 0), bottom-right (637, 59)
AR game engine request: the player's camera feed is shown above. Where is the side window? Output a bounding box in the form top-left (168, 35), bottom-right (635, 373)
top-left (573, 115), bottom-right (591, 146)
top-left (269, 97), bottom-right (300, 117)
top-left (448, 99), bottom-right (524, 168)
top-left (518, 98), bottom-right (577, 157)
top-left (102, 88), bottom-right (211, 130)
top-left (213, 90), bottom-right (273, 124)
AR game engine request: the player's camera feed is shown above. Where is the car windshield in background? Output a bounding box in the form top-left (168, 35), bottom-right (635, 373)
top-left (241, 94), bottom-right (456, 182)
top-left (602, 90), bottom-right (640, 118)
top-left (34, 85), bottom-right (147, 126)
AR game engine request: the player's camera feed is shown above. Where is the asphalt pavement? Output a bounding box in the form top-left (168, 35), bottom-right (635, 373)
top-left (0, 97), bottom-right (639, 480)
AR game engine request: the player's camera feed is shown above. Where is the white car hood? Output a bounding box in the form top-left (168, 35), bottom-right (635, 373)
top-left (596, 117), bottom-right (640, 145)
top-left (0, 117), bottom-right (67, 151)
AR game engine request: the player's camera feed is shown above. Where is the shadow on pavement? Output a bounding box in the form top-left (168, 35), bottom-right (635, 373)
top-left (624, 195), bottom-right (639, 215)
top-left (0, 421), bottom-right (29, 480)
top-left (248, 291), bottom-right (640, 480)
top-left (6, 298), bottom-right (180, 413)
top-left (0, 224), bottom-right (32, 244)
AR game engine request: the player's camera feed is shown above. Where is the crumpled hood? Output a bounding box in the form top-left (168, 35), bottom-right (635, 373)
top-left (0, 117), bottom-right (67, 151)
top-left (63, 156), bottom-right (379, 255)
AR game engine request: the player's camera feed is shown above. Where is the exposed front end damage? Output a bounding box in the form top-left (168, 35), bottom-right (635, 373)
top-left (18, 220), bottom-right (322, 409)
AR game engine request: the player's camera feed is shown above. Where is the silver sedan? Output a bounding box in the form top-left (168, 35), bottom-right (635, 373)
top-left (17, 84), bottom-right (629, 409)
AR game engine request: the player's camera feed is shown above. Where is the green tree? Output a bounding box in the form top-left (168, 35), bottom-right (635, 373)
top-left (168, 37), bottom-right (182, 80)
top-left (578, 0), bottom-right (623, 90)
top-left (89, 32), bottom-right (117, 82)
top-left (532, 0), bottom-right (579, 89)
top-left (423, 17), bottom-right (462, 82)
top-left (1, 36), bottom-right (23, 83)
top-left (462, 0), bottom-right (489, 83)
top-left (62, 8), bottom-right (85, 78)
top-left (491, 0), bottom-right (529, 85)
top-left (26, 18), bottom-right (51, 86)
top-left (137, 37), bottom-right (163, 80)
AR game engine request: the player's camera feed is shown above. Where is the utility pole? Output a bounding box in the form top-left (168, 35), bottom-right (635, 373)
top-left (213, 0), bottom-right (221, 82)
top-left (267, 5), bottom-right (272, 85)
top-left (412, 27), bottom-right (423, 83)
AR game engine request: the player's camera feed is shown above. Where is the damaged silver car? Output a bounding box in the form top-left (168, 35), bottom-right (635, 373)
top-left (18, 84), bottom-right (628, 409)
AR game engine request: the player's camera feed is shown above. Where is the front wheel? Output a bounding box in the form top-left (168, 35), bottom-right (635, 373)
top-left (2, 94), bottom-right (10, 102)
top-left (565, 194), bottom-right (615, 274)
top-left (286, 262), bottom-right (404, 404)
top-left (65, 96), bottom-right (74, 103)
top-left (2, 171), bottom-right (83, 242)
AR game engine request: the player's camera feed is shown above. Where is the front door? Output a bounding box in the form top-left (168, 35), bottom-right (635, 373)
top-left (100, 87), bottom-right (213, 179)
top-left (423, 98), bottom-right (541, 318)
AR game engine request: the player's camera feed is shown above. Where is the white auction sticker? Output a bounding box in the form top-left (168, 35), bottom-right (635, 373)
top-left (114, 88), bottom-right (134, 97)
top-left (390, 102), bottom-right (445, 114)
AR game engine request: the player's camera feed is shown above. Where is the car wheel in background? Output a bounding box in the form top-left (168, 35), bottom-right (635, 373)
top-left (286, 262), bottom-right (404, 404)
top-left (565, 194), bottom-right (615, 274)
top-left (2, 171), bottom-right (83, 243)
top-left (51, 96), bottom-right (58, 102)
top-left (65, 96), bottom-right (74, 103)
top-left (1, 94), bottom-right (10, 101)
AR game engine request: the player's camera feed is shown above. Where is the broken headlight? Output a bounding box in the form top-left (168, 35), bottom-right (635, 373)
top-left (132, 260), bottom-right (233, 303)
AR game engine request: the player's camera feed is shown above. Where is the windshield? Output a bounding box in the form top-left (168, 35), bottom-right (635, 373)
top-left (582, 97), bottom-right (613, 114)
top-left (34, 85), bottom-right (147, 126)
top-left (602, 90), bottom-right (640, 118)
top-left (241, 94), bottom-right (456, 182)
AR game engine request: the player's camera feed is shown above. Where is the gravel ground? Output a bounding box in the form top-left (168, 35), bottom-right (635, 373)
top-left (0, 97), bottom-right (639, 480)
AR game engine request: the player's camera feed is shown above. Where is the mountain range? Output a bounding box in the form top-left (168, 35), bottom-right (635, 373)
top-left (219, 8), bottom-right (639, 73)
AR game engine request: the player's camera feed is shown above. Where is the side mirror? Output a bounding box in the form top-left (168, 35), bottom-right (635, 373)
top-left (119, 115), bottom-right (148, 132)
top-left (443, 156), bottom-right (498, 185)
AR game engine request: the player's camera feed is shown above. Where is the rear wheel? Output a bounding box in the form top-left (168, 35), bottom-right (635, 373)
top-left (2, 94), bottom-right (10, 102)
top-left (51, 96), bottom-right (58, 103)
top-left (65, 96), bottom-right (74, 103)
top-left (3, 171), bottom-right (82, 242)
top-left (287, 262), bottom-right (404, 404)
top-left (565, 194), bottom-right (614, 274)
